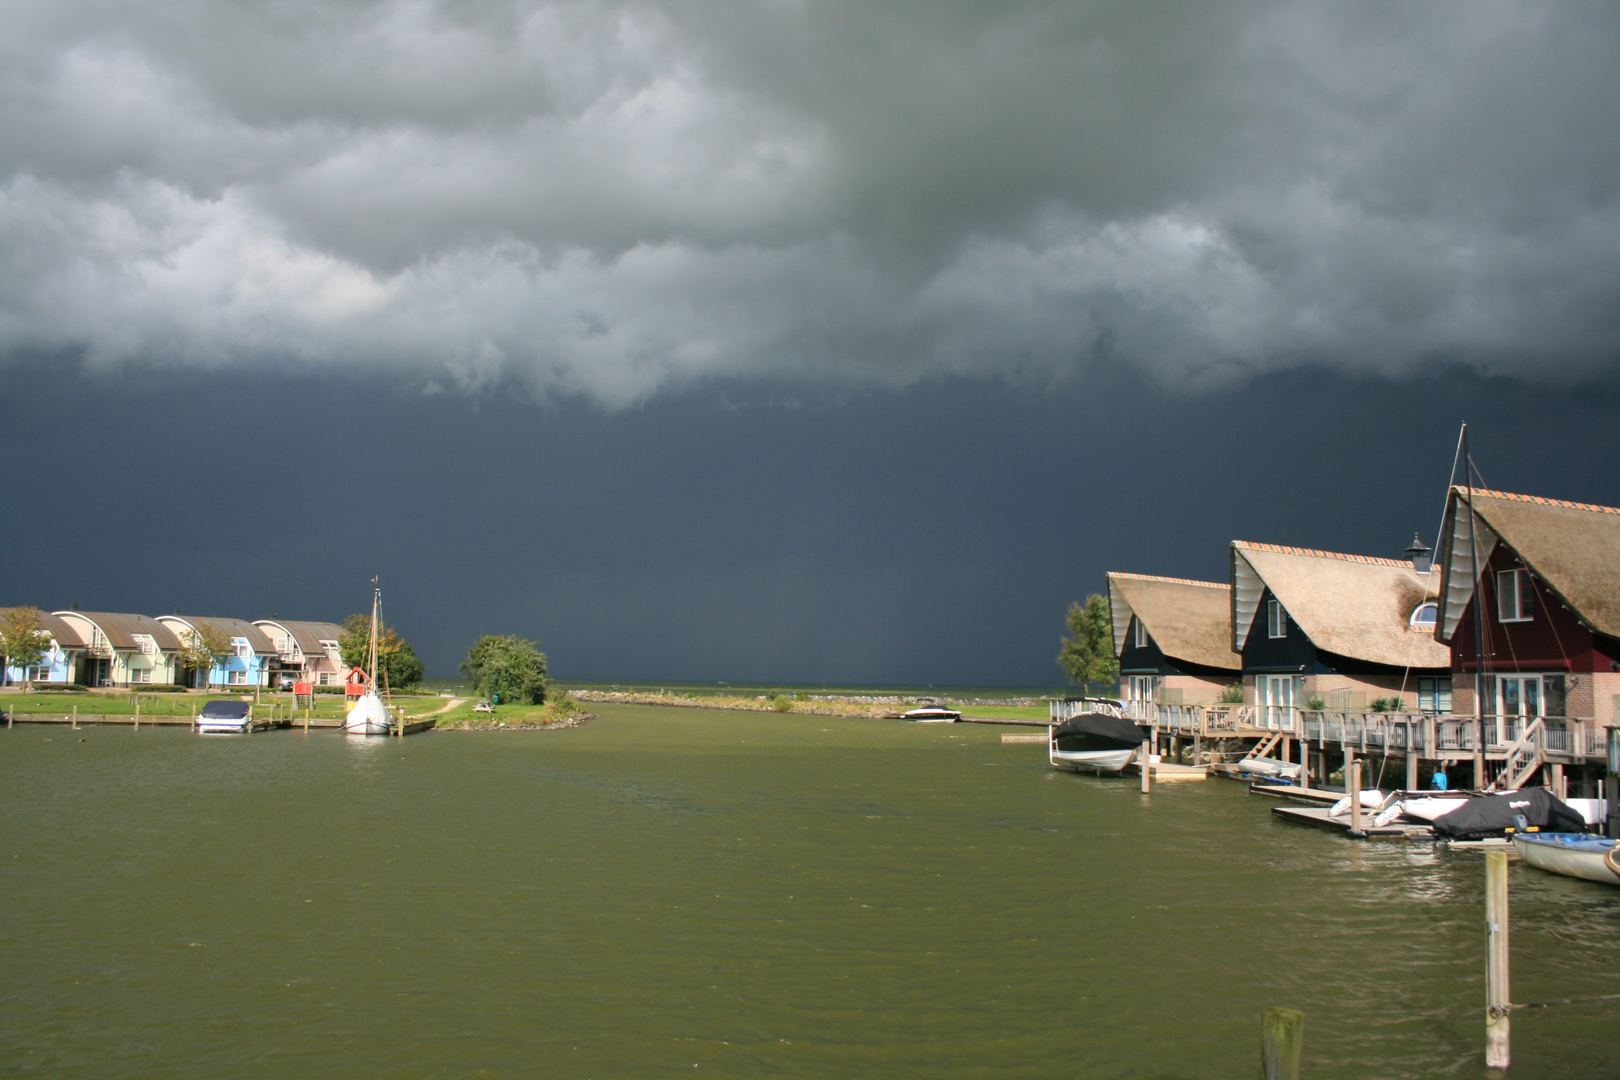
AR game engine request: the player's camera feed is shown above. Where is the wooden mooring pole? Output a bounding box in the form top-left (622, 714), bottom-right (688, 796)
top-left (1348, 760), bottom-right (1364, 837)
top-left (1140, 737), bottom-right (1152, 794)
top-left (1485, 850), bottom-right (1511, 1070)
top-left (1260, 1007), bottom-right (1304, 1080)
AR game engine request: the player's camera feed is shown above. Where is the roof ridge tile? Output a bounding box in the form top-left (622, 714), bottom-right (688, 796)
top-left (1453, 486), bottom-right (1620, 517)
top-left (1231, 540), bottom-right (1414, 569)
top-left (1106, 572), bottom-right (1229, 590)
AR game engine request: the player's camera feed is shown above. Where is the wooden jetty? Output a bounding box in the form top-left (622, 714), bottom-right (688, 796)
top-left (1270, 804), bottom-right (1432, 838)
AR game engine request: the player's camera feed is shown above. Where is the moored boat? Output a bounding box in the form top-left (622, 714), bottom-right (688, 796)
top-left (902, 706), bottom-right (961, 723)
top-left (1513, 832), bottom-right (1620, 886)
top-left (197, 699), bottom-right (256, 734)
top-left (1049, 712), bottom-right (1145, 774)
top-left (343, 584), bottom-right (397, 737)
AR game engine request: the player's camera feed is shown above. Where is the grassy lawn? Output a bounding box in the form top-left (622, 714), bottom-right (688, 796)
top-left (0, 688), bottom-right (457, 721)
top-left (955, 704), bottom-right (1051, 721)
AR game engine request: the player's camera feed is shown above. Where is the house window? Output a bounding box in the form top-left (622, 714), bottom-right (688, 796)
top-left (1418, 677), bottom-right (1452, 713)
top-left (28, 665), bottom-right (50, 683)
top-left (1409, 602), bottom-right (1437, 629)
top-left (229, 670), bottom-right (247, 686)
top-left (318, 672), bottom-right (333, 686)
top-left (1267, 599), bottom-right (1287, 639)
top-left (321, 640), bottom-right (340, 661)
top-left (131, 668), bottom-right (152, 684)
top-left (232, 637), bottom-right (251, 658)
top-left (1133, 619), bottom-right (1147, 649)
top-left (274, 637), bottom-right (290, 653)
top-left (1497, 569), bottom-right (1535, 622)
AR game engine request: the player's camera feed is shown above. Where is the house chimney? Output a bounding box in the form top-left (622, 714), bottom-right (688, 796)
top-left (1405, 532), bottom-right (1433, 574)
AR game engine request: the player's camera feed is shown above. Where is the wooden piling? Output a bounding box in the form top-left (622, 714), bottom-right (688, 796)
top-left (1140, 739), bottom-right (1152, 794)
top-left (1406, 751), bottom-right (1419, 791)
top-left (1485, 850), bottom-right (1511, 1070)
top-left (1348, 760), bottom-right (1364, 837)
top-left (133, 696), bottom-right (139, 731)
top-left (72, 705), bottom-right (77, 730)
top-left (1260, 1007), bottom-right (1304, 1080)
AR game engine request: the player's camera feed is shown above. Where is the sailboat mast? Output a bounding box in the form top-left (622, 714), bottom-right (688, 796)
top-left (1463, 425), bottom-right (1486, 723)
top-left (368, 586), bottom-right (380, 689)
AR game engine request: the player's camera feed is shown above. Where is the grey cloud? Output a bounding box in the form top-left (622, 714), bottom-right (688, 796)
top-left (2, 0), bottom-right (1617, 404)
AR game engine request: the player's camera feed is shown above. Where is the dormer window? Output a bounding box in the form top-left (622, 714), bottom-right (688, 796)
top-left (1409, 602), bottom-right (1437, 629)
top-left (320, 640), bottom-right (340, 661)
top-left (1267, 599), bottom-right (1287, 639)
top-left (1133, 618), bottom-right (1147, 649)
top-left (232, 637), bottom-right (251, 658)
top-left (1497, 569), bottom-right (1534, 623)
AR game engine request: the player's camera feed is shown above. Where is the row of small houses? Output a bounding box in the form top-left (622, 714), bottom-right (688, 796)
top-left (1, 612), bottom-right (349, 691)
top-left (1097, 485), bottom-right (1620, 792)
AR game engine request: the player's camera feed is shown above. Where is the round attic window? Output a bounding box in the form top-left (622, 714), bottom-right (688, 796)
top-left (1409, 602), bottom-right (1438, 629)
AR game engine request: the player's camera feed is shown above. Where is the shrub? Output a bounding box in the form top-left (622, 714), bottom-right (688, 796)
top-left (1217, 682), bottom-right (1245, 705)
top-left (1369, 697), bottom-right (1402, 713)
top-left (31, 683), bottom-right (90, 692)
top-left (138, 685), bottom-right (190, 693)
top-left (794, 691), bottom-right (811, 702)
top-left (1306, 696), bottom-right (1326, 711)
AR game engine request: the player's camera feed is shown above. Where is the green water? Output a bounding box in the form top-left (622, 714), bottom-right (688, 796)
top-left (4, 705), bottom-right (1619, 1078)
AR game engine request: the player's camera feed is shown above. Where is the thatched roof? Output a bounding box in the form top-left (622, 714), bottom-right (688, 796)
top-left (53, 611), bottom-right (181, 651)
top-left (157, 616), bottom-right (277, 654)
top-left (1, 608), bottom-right (85, 649)
top-left (253, 619), bottom-right (345, 655)
top-left (1107, 573), bottom-right (1240, 671)
top-left (1435, 487), bottom-right (1620, 642)
top-left (1230, 542), bottom-right (1450, 669)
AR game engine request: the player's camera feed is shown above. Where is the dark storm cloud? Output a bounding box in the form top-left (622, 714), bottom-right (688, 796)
top-left (3, 1), bottom-right (1618, 404)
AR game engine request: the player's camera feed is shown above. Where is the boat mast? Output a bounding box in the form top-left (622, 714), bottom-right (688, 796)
top-left (368, 582), bottom-right (381, 692)
top-left (1463, 426), bottom-right (1486, 733)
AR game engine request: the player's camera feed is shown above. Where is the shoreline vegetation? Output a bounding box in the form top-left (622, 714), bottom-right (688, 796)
top-left (570, 688), bottom-right (1049, 720)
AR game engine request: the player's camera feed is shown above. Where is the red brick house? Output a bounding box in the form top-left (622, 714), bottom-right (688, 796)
top-left (1434, 487), bottom-right (1620, 743)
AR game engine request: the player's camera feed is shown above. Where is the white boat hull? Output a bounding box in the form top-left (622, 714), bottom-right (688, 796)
top-left (1397, 796), bottom-right (1473, 823)
top-left (345, 692), bottom-right (395, 736)
top-left (1050, 747), bottom-right (1136, 774)
top-left (1514, 834), bottom-right (1620, 885)
top-left (198, 721), bottom-right (252, 734)
top-left (1237, 756), bottom-right (1302, 780)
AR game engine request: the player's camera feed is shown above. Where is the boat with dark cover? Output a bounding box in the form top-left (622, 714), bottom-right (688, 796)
top-left (197, 699), bottom-right (255, 734)
top-left (1431, 788), bottom-right (1588, 838)
top-left (1049, 712), bottom-right (1146, 774)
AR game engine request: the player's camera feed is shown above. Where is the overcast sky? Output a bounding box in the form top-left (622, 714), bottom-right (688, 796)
top-left (4, 2), bottom-right (1619, 683)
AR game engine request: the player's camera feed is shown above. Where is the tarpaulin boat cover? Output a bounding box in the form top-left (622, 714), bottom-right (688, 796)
top-left (1050, 712), bottom-right (1145, 749)
top-left (1431, 788), bottom-right (1588, 838)
top-left (199, 700), bottom-right (251, 720)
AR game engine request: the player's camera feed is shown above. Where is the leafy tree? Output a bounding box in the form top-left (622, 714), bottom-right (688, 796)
top-left (459, 635), bottom-right (549, 705)
top-left (179, 622), bottom-right (233, 689)
top-left (1, 606), bottom-right (54, 690)
top-left (339, 614), bottom-right (426, 691)
top-left (1057, 594), bottom-right (1119, 693)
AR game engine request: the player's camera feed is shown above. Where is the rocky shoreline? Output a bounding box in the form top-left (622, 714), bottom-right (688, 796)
top-left (440, 713), bottom-right (598, 732)
top-left (570, 690), bottom-right (1046, 718)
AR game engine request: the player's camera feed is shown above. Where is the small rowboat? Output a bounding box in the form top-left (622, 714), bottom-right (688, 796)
top-left (1512, 832), bottom-right (1620, 886)
top-left (901, 707), bottom-right (961, 723)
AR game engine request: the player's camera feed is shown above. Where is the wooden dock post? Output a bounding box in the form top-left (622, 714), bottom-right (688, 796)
top-left (72, 705), bottom-right (77, 730)
top-left (133, 696), bottom-right (139, 731)
top-left (1406, 750), bottom-right (1419, 791)
top-left (1260, 1007), bottom-right (1304, 1080)
top-left (1140, 738), bottom-right (1152, 793)
top-left (1348, 760), bottom-right (1364, 837)
top-left (1484, 850), bottom-right (1511, 1070)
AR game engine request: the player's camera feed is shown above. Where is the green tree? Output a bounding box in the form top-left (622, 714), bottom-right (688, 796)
top-left (459, 635), bottom-right (549, 705)
top-left (179, 622), bottom-right (233, 689)
top-left (1, 606), bottom-right (54, 691)
top-left (339, 614), bottom-right (426, 691)
top-left (1057, 594), bottom-right (1119, 693)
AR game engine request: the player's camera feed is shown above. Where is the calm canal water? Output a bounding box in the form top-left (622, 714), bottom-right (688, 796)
top-left (4, 704), bottom-right (1619, 1078)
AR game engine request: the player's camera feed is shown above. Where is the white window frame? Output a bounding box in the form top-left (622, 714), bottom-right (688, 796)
top-left (1258, 674), bottom-right (1301, 731)
top-left (131, 667), bottom-right (152, 684)
top-left (1409, 602), bottom-right (1437, 629)
top-left (229, 670), bottom-right (248, 686)
top-left (1133, 619), bottom-right (1147, 649)
top-left (1497, 568), bottom-right (1534, 623)
top-left (1267, 599), bottom-right (1287, 639)
top-left (318, 672), bottom-right (333, 686)
top-left (321, 640), bottom-right (340, 661)
top-left (231, 637), bottom-right (251, 658)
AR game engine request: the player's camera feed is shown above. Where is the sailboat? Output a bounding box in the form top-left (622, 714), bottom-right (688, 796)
top-left (344, 585), bottom-right (396, 736)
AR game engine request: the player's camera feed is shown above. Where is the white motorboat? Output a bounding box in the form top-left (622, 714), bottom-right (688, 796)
top-left (197, 699), bottom-right (257, 734)
top-left (1050, 712), bottom-right (1145, 775)
top-left (1513, 833), bottom-right (1620, 886)
top-left (1394, 795), bottom-right (1474, 822)
top-left (343, 585), bottom-right (397, 737)
top-left (902, 706), bottom-right (961, 723)
top-left (1235, 756), bottom-right (1302, 781)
